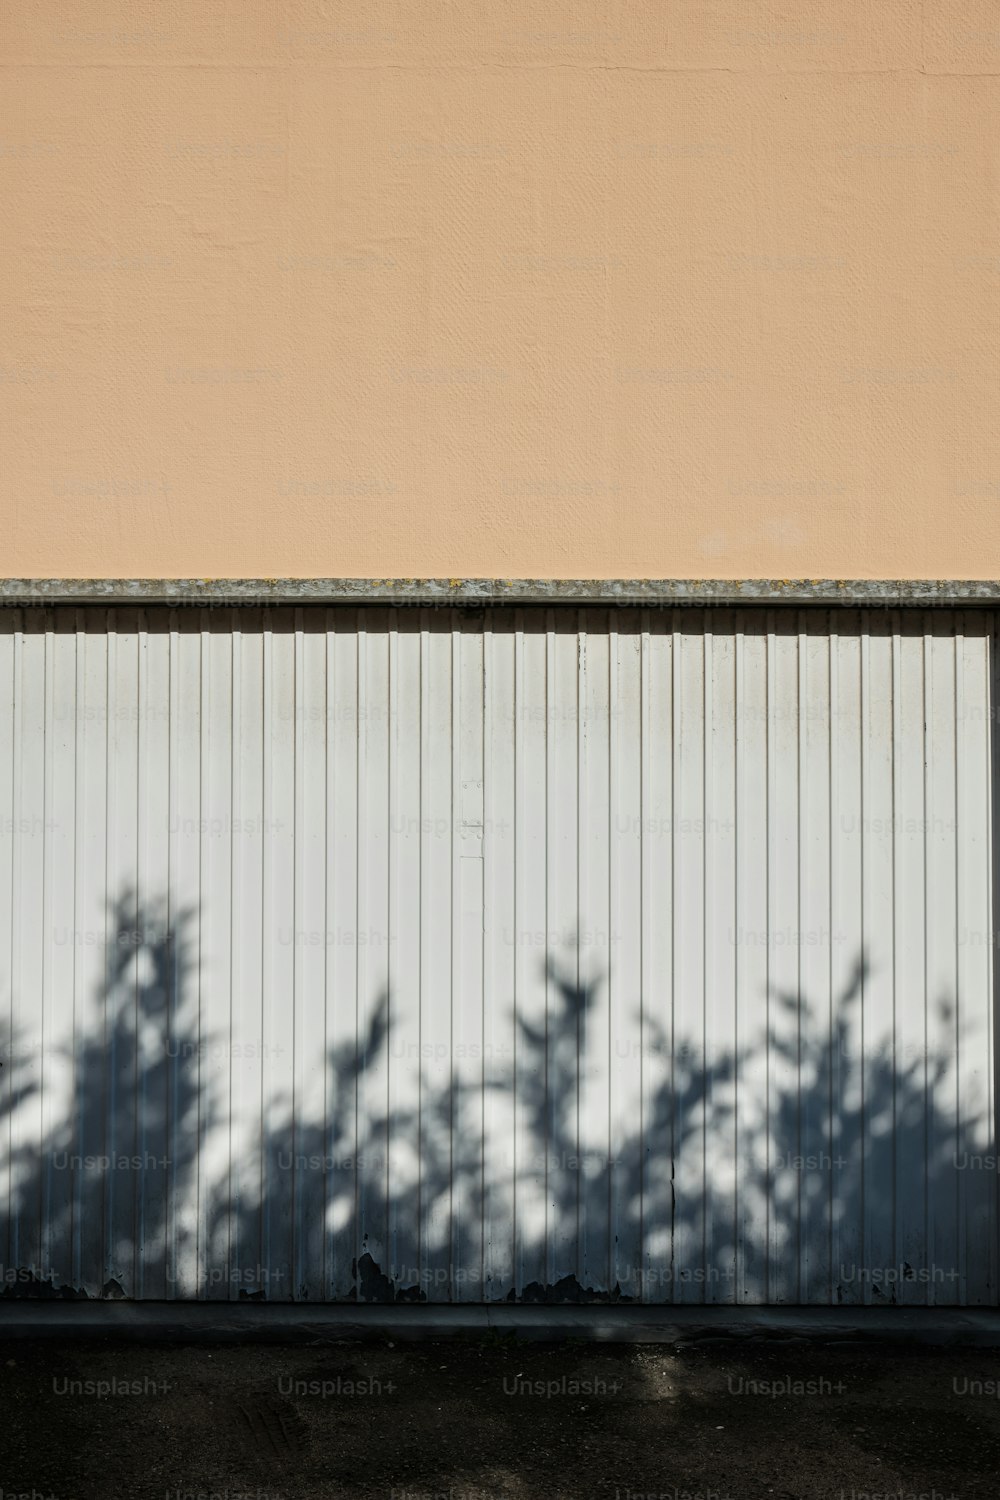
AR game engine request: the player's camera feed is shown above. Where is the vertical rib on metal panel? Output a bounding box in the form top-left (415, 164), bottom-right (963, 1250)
top-left (991, 617), bottom-right (1000, 1302)
top-left (0, 615), bottom-right (13, 1279)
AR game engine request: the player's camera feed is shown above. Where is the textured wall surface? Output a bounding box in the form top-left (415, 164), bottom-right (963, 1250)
top-left (1, 607), bottom-right (994, 1302)
top-left (2, 2), bottom-right (998, 578)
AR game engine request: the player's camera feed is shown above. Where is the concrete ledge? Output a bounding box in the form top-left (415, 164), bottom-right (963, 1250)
top-left (0, 578), bottom-right (999, 608)
top-left (3, 1303), bottom-right (1000, 1345)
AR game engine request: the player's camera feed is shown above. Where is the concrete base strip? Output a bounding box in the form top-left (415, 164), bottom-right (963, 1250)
top-left (1, 578), bottom-right (999, 608)
top-left (2, 1304), bottom-right (1000, 1344)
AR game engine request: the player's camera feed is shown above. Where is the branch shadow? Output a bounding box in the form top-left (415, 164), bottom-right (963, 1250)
top-left (0, 891), bottom-right (993, 1306)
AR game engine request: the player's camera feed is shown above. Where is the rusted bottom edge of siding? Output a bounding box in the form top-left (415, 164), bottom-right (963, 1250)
top-left (2, 1262), bottom-right (998, 1334)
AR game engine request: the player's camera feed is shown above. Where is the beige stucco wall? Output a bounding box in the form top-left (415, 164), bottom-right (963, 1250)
top-left (2, 2), bottom-right (998, 579)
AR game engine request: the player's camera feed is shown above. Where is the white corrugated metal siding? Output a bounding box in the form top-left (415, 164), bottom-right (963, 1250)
top-left (0, 606), bottom-right (996, 1304)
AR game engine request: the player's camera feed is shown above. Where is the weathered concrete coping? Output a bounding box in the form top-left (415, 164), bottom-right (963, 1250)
top-left (2, 1303), bottom-right (1000, 1345)
top-left (0, 578), bottom-right (999, 608)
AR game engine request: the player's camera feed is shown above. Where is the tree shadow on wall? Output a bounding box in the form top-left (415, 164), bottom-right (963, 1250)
top-left (0, 890), bottom-right (207, 1299)
top-left (0, 891), bottom-right (994, 1304)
